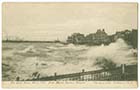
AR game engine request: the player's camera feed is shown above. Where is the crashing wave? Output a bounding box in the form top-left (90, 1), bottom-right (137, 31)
top-left (18, 45), bottom-right (37, 53)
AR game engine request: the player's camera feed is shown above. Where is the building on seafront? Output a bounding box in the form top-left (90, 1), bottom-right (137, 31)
top-left (67, 33), bottom-right (85, 44)
top-left (67, 29), bottom-right (138, 48)
top-left (67, 29), bottom-right (111, 45)
top-left (85, 29), bottom-right (111, 45)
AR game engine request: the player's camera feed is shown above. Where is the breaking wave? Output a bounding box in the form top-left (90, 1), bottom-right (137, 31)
top-left (84, 39), bottom-right (137, 66)
top-left (2, 39), bottom-right (137, 80)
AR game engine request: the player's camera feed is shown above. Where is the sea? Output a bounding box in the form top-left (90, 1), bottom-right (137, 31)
top-left (2, 39), bottom-right (137, 81)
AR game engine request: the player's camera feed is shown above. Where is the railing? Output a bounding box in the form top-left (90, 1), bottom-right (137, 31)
top-left (25, 64), bottom-right (137, 81)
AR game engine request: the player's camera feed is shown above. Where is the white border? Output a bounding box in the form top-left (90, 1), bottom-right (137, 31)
top-left (0, 0), bottom-right (139, 90)
top-left (0, 0), bottom-right (139, 2)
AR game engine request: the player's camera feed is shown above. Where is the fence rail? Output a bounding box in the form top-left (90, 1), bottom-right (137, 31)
top-left (25, 64), bottom-right (137, 81)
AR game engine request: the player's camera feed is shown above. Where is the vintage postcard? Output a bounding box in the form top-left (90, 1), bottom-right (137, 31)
top-left (2, 2), bottom-right (138, 88)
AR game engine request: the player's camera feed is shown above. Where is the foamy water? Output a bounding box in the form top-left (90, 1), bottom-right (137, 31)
top-left (2, 39), bottom-right (137, 81)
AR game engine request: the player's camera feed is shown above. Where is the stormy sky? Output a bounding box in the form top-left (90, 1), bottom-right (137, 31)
top-left (2, 3), bottom-right (138, 41)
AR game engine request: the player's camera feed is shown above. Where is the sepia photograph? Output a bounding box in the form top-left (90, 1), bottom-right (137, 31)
top-left (2, 2), bottom-right (138, 88)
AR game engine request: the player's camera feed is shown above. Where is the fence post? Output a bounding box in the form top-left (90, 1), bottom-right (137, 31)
top-left (121, 64), bottom-right (126, 80)
top-left (82, 69), bottom-right (85, 73)
top-left (54, 72), bottom-right (57, 81)
top-left (121, 64), bottom-right (126, 74)
top-left (81, 69), bottom-right (85, 81)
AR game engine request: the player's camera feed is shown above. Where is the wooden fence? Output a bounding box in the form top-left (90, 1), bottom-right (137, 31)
top-left (25, 64), bottom-right (137, 81)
